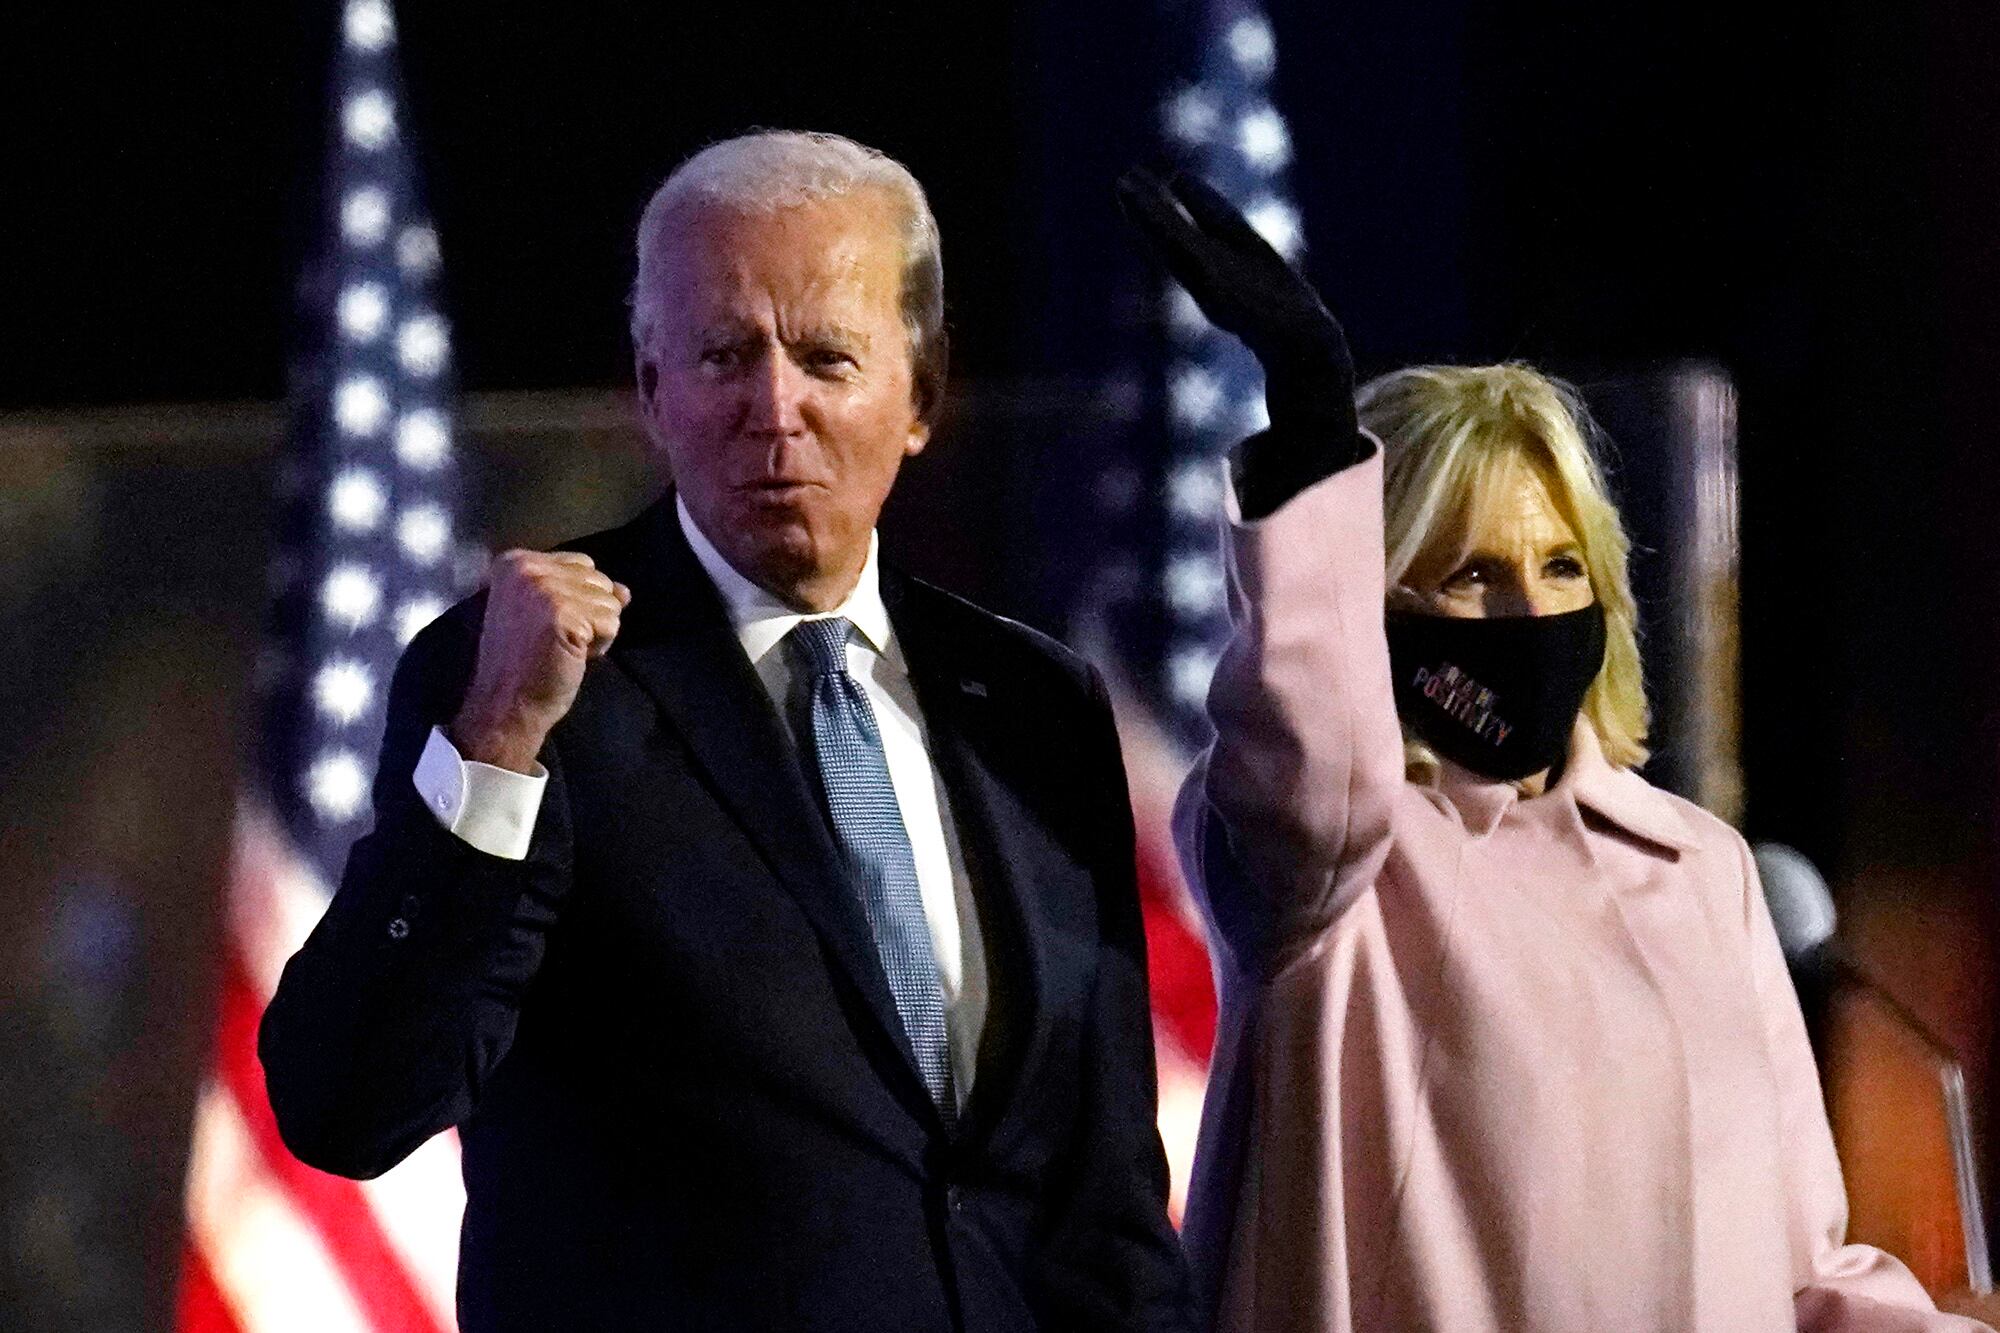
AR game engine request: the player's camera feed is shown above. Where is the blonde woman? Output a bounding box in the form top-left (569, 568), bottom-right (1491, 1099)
top-left (1118, 168), bottom-right (1989, 1333)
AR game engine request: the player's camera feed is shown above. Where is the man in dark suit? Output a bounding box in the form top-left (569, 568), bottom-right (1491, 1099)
top-left (259, 130), bottom-right (1193, 1332)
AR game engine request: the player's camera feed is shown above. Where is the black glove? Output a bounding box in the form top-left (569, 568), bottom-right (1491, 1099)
top-left (1116, 166), bottom-right (1370, 518)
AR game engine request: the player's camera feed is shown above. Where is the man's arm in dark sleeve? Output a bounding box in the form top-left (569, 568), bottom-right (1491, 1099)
top-left (258, 601), bottom-right (574, 1179)
top-left (1030, 666), bottom-right (1196, 1332)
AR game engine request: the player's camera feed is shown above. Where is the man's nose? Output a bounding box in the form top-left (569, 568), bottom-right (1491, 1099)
top-left (741, 348), bottom-right (807, 435)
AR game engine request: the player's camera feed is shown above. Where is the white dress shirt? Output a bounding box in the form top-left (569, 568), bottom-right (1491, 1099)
top-left (412, 497), bottom-right (988, 1099)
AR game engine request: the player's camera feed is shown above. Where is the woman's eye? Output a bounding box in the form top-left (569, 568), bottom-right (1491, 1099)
top-left (1443, 564), bottom-right (1487, 589)
top-left (1547, 554), bottom-right (1586, 578)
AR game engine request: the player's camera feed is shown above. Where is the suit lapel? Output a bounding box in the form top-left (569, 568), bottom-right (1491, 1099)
top-left (596, 500), bottom-right (936, 1115)
top-left (885, 574), bottom-right (1056, 1141)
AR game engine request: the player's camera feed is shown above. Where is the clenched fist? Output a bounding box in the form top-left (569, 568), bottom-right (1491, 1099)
top-left (450, 550), bottom-right (631, 773)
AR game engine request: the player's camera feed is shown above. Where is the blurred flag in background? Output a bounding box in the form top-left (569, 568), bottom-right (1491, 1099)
top-left (1149, 0), bottom-right (1303, 744)
top-left (176, 2), bottom-right (476, 1328)
top-left (1104, 0), bottom-right (1304, 1216)
top-left (1106, 0), bottom-right (1305, 1221)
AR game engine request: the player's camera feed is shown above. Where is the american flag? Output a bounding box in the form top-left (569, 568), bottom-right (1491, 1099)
top-left (1115, 0), bottom-right (1306, 1221)
top-left (1151, 1), bottom-right (1304, 740)
top-left (177, 1), bottom-right (475, 1327)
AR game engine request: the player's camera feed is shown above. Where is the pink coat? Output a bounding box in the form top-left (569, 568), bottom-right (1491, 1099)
top-left (1174, 454), bottom-right (1988, 1332)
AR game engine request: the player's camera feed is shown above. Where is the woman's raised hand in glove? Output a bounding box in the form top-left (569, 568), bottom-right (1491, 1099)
top-left (1116, 166), bottom-right (1369, 516)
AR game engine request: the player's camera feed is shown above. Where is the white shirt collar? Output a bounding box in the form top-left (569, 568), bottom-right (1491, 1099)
top-left (675, 493), bottom-right (894, 666)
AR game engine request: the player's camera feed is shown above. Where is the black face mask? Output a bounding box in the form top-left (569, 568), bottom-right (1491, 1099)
top-left (1384, 603), bottom-right (1607, 781)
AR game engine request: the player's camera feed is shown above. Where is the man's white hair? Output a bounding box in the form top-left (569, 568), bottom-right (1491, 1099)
top-left (629, 130), bottom-right (948, 422)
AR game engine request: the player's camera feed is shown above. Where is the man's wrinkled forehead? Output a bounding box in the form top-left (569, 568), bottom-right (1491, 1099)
top-left (661, 188), bottom-right (901, 266)
top-left (650, 194), bottom-right (908, 334)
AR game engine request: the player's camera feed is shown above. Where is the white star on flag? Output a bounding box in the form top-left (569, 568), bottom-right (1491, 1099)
top-left (337, 283), bottom-right (391, 342)
top-left (397, 225), bottom-right (442, 276)
top-left (344, 0), bottom-right (396, 51)
top-left (1168, 646), bottom-right (1222, 706)
top-left (396, 505), bottom-right (451, 565)
top-left (1237, 106), bottom-right (1292, 173)
top-left (1166, 85), bottom-right (1222, 145)
top-left (1226, 15), bottom-right (1277, 77)
top-left (320, 563), bottom-right (384, 631)
top-left (1165, 554), bottom-right (1226, 614)
top-left (312, 658), bottom-right (376, 726)
top-left (306, 748), bottom-right (370, 823)
top-left (1168, 461), bottom-right (1227, 517)
top-left (340, 187), bottom-right (392, 246)
top-left (1170, 364), bottom-right (1225, 427)
top-left (396, 313), bottom-right (450, 378)
top-left (328, 468), bottom-right (389, 533)
top-left (343, 89), bottom-right (397, 151)
top-left (333, 377), bottom-right (391, 438)
top-left (395, 409), bottom-right (451, 470)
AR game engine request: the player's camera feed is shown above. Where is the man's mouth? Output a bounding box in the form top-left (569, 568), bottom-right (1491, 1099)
top-left (738, 478), bottom-right (823, 496)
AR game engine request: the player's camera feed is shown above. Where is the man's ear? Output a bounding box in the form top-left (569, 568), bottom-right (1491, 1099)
top-left (633, 353), bottom-right (669, 455)
top-left (906, 337), bottom-right (942, 458)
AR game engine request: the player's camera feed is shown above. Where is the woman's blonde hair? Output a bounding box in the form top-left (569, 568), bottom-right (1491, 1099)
top-left (1355, 362), bottom-right (1650, 774)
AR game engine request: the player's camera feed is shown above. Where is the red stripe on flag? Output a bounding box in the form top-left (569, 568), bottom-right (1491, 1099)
top-left (1136, 836), bottom-right (1218, 1064)
top-left (175, 1238), bottom-right (246, 1333)
top-left (212, 948), bottom-right (452, 1333)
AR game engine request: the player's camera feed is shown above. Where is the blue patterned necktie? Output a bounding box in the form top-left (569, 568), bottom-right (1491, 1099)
top-left (786, 617), bottom-right (956, 1118)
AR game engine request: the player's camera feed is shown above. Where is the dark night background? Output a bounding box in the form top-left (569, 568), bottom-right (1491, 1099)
top-left (4, 1), bottom-right (1998, 1324)
top-left (9, 1), bottom-right (1996, 861)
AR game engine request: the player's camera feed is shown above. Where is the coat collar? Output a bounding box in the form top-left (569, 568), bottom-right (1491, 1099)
top-left (674, 493), bottom-right (895, 667)
top-left (1432, 719), bottom-right (1700, 854)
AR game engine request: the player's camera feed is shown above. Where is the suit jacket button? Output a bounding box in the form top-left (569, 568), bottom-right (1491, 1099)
top-left (400, 894), bottom-right (421, 918)
top-left (945, 1185), bottom-right (963, 1213)
top-left (387, 917), bottom-right (410, 941)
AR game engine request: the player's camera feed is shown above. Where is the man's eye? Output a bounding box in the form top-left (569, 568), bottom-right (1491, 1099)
top-left (700, 347), bottom-right (739, 367)
top-left (803, 348), bottom-right (855, 373)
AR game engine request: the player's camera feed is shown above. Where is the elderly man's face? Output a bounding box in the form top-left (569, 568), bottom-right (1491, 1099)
top-left (638, 192), bottom-right (929, 611)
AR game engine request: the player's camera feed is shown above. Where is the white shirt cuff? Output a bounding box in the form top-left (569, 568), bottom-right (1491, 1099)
top-left (411, 725), bottom-right (548, 861)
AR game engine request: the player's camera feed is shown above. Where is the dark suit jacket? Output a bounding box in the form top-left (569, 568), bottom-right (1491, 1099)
top-left (259, 496), bottom-right (1193, 1333)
